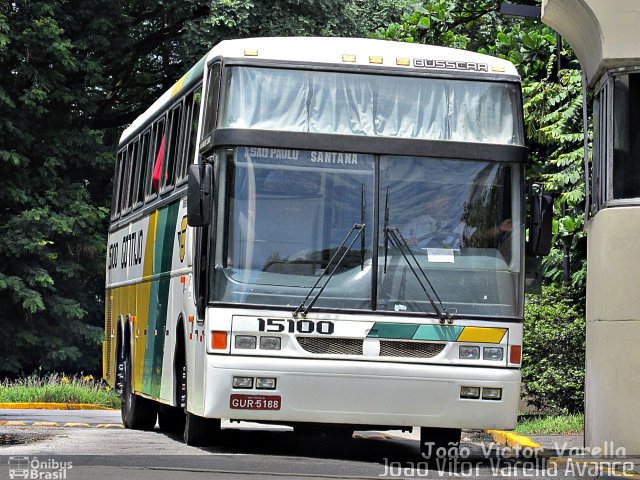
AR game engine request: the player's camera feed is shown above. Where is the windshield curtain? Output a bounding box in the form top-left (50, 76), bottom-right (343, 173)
top-left (220, 67), bottom-right (523, 145)
top-left (212, 148), bottom-right (524, 318)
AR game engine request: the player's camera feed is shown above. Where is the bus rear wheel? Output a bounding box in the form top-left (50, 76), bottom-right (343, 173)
top-left (121, 349), bottom-right (157, 430)
top-left (419, 427), bottom-right (461, 459)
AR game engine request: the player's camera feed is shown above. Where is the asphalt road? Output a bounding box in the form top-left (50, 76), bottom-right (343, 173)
top-left (0, 409), bottom-right (599, 479)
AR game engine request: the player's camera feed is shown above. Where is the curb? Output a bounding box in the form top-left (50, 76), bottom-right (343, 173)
top-left (486, 429), bottom-right (542, 450)
top-left (0, 421), bottom-right (123, 428)
top-left (0, 403), bottom-right (117, 411)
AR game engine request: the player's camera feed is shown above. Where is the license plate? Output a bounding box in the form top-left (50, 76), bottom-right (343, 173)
top-left (230, 394), bottom-right (281, 410)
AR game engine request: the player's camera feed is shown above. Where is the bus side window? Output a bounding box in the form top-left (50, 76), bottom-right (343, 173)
top-left (111, 150), bottom-right (125, 220)
top-left (135, 129), bottom-right (151, 206)
top-left (203, 64), bottom-right (221, 141)
top-left (178, 87), bottom-right (202, 180)
top-left (126, 141), bottom-right (139, 211)
top-left (162, 103), bottom-right (183, 192)
top-left (119, 145), bottom-right (133, 215)
top-left (149, 118), bottom-right (166, 197)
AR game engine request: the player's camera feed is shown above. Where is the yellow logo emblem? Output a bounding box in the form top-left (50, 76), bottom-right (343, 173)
top-left (177, 216), bottom-right (188, 262)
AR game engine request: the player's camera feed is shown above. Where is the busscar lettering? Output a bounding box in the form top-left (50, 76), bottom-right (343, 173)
top-left (413, 58), bottom-right (489, 73)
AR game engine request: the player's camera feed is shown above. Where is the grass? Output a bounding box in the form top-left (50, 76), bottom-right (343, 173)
top-left (516, 413), bottom-right (584, 435)
top-left (0, 373), bottom-right (121, 409)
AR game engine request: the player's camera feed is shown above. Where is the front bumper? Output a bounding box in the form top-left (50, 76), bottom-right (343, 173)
top-left (201, 355), bottom-right (519, 430)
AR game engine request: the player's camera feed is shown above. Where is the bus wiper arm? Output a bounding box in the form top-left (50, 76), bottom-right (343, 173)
top-left (293, 222), bottom-right (366, 318)
top-left (385, 226), bottom-right (456, 324)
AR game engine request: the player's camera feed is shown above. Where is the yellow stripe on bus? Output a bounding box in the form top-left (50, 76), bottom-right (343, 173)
top-left (171, 75), bottom-right (187, 97)
top-left (457, 327), bottom-right (507, 344)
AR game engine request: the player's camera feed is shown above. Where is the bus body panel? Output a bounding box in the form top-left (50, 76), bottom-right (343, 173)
top-left (105, 197), bottom-right (190, 405)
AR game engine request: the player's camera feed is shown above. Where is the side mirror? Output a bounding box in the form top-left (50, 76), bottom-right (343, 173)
top-left (528, 192), bottom-right (553, 256)
top-left (187, 163), bottom-right (213, 227)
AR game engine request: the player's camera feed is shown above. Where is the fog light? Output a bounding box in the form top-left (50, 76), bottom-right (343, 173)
top-left (256, 377), bottom-right (277, 390)
top-left (459, 345), bottom-right (480, 360)
top-left (460, 386), bottom-right (481, 399)
top-left (232, 376), bottom-right (253, 389)
top-left (483, 347), bottom-right (504, 361)
top-left (235, 335), bottom-right (257, 349)
top-left (482, 387), bottom-right (502, 400)
top-left (260, 336), bottom-right (281, 350)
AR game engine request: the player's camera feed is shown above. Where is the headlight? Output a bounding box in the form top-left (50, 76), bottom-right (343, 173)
top-left (483, 347), bottom-right (504, 361)
top-left (459, 345), bottom-right (480, 360)
top-left (232, 376), bottom-right (253, 389)
top-left (235, 335), bottom-right (257, 349)
top-left (260, 336), bottom-right (281, 350)
top-left (460, 386), bottom-right (481, 399)
top-left (482, 387), bottom-right (502, 400)
top-left (255, 377), bottom-right (277, 390)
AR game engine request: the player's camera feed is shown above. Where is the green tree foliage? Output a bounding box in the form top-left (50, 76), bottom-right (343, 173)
top-left (0, 1), bottom-right (411, 377)
top-left (0, 1), bottom-right (110, 375)
top-left (523, 286), bottom-right (585, 414)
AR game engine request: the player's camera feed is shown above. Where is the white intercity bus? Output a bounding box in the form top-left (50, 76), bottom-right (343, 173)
top-left (103, 37), bottom-right (551, 455)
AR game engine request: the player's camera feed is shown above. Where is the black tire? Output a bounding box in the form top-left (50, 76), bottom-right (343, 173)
top-left (121, 348), bottom-right (157, 430)
top-left (183, 412), bottom-right (220, 446)
top-left (420, 427), bottom-right (461, 459)
top-left (179, 343), bottom-right (220, 446)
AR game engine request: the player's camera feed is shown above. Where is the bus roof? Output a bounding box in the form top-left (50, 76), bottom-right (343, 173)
top-left (542, 0), bottom-right (640, 88)
top-left (121, 37), bottom-right (519, 145)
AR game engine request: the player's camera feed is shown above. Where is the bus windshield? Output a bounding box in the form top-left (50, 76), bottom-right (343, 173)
top-left (212, 147), bottom-right (523, 318)
top-left (220, 67), bottom-right (523, 145)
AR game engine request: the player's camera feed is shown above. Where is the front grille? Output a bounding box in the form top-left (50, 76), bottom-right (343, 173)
top-left (380, 340), bottom-right (445, 358)
top-left (297, 337), bottom-right (363, 355)
top-left (296, 336), bottom-right (445, 359)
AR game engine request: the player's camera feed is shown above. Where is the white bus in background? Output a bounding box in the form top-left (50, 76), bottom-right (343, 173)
top-left (103, 37), bottom-right (551, 456)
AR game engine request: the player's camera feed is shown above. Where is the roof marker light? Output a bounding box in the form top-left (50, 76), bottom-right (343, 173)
top-left (492, 64), bottom-right (506, 73)
top-left (244, 49), bottom-right (258, 57)
top-left (396, 58), bottom-right (410, 66)
top-left (342, 54), bottom-right (356, 62)
top-left (369, 56), bottom-right (383, 64)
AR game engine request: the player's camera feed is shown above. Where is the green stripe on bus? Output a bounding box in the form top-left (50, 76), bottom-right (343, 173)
top-left (412, 325), bottom-right (463, 341)
top-left (142, 202), bottom-right (180, 398)
top-left (367, 323), bottom-right (419, 340)
top-left (149, 201), bottom-right (180, 398)
top-left (367, 323), bottom-right (464, 341)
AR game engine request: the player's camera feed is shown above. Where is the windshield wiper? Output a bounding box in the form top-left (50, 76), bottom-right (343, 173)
top-left (292, 222), bottom-right (365, 318)
top-left (293, 184), bottom-right (367, 318)
top-left (383, 188), bottom-right (455, 324)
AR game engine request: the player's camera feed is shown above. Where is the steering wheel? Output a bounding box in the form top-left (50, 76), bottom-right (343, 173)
top-left (416, 231), bottom-right (461, 248)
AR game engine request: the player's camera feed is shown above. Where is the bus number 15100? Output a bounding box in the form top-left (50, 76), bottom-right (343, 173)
top-left (257, 318), bottom-right (334, 335)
